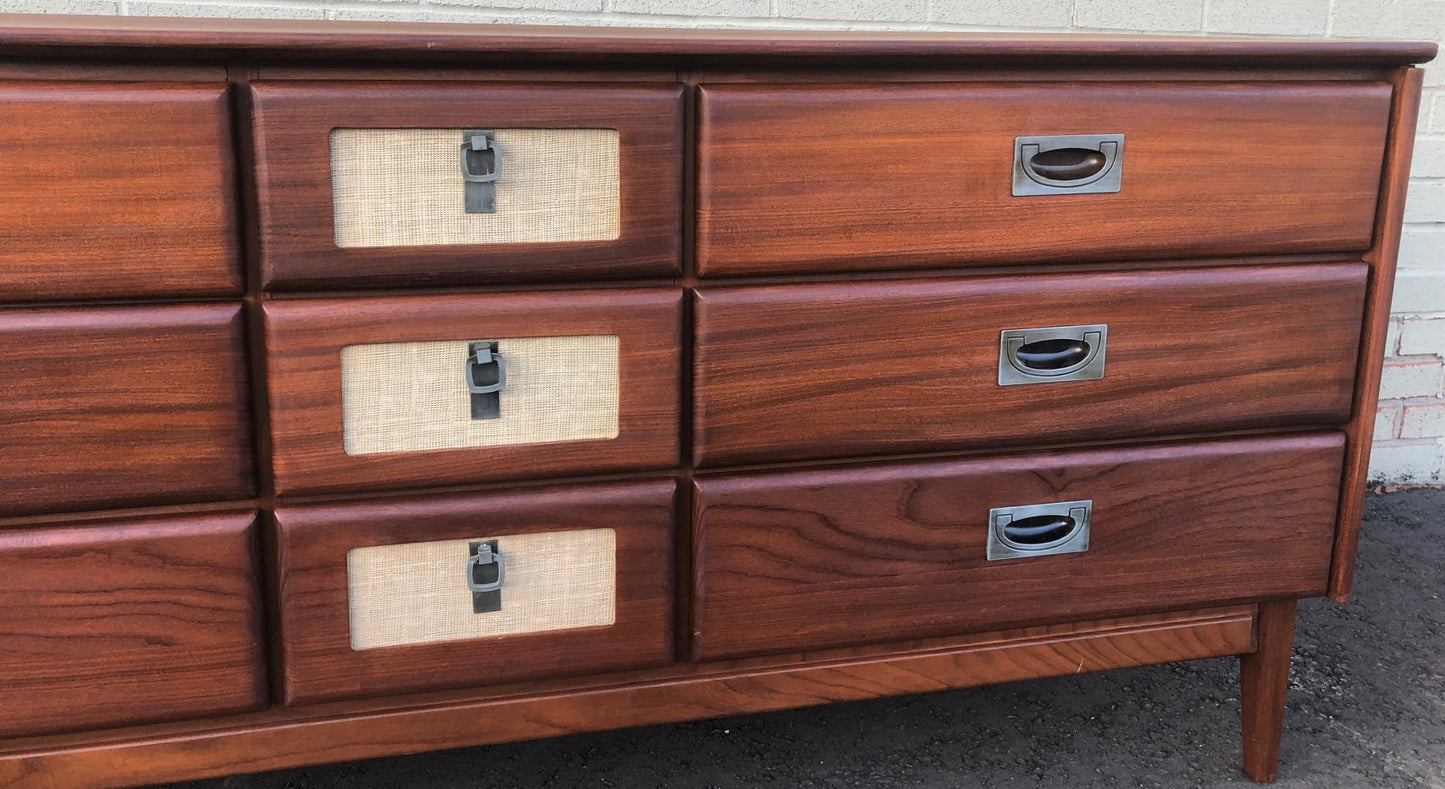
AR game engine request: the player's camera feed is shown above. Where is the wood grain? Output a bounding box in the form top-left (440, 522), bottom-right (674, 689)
top-left (1241, 599), bottom-right (1298, 783)
top-left (251, 81), bottom-right (683, 290)
top-left (1329, 67), bottom-right (1426, 601)
top-left (695, 66), bottom-right (1399, 85)
top-left (0, 61), bottom-right (225, 81)
top-left (274, 480), bottom-right (675, 703)
top-left (0, 16), bottom-right (1430, 66)
top-left (697, 82), bottom-right (1391, 276)
top-left (0, 81), bottom-right (240, 301)
top-left (692, 434), bottom-right (1341, 660)
top-left (0, 22), bottom-right (1426, 787)
top-left (0, 303), bottom-right (254, 517)
top-left (694, 264), bottom-right (1365, 467)
top-left (0, 606), bottom-right (1255, 788)
top-left (0, 511), bottom-right (266, 738)
top-left (264, 288), bottom-right (680, 497)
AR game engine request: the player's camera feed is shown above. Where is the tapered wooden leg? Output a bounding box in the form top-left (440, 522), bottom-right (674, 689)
top-left (1240, 599), bottom-right (1298, 783)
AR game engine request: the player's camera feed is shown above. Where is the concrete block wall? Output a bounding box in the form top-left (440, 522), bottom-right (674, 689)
top-left (9, 0), bottom-right (1444, 482)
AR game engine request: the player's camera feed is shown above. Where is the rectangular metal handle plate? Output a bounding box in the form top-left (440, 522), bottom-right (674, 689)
top-left (461, 130), bottom-right (500, 213)
top-left (987, 500), bottom-right (1092, 561)
top-left (1013, 133), bottom-right (1124, 196)
top-left (998, 323), bottom-right (1107, 386)
top-left (466, 341), bottom-right (505, 419)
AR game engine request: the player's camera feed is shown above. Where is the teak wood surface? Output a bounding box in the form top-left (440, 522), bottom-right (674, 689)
top-left (693, 434), bottom-right (1342, 660)
top-left (0, 81), bottom-right (239, 301)
top-left (1241, 599), bottom-right (1299, 782)
top-left (0, 303), bottom-right (254, 517)
top-left (0, 606), bottom-right (1255, 789)
top-left (250, 81), bottom-right (684, 290)
top-left (1328, 66), bottom-right (1426, 601)
top-left (274, 480), bottom-right (676, 703)
top-left (694, 264), bottom-right (1366, 467)
top-left (263, 288), bottom-right (681, 496)
top-left (0, 512), bottom-right (266, 739)
top-left (0, 16), bottom-right (1431, 789)
top-left (0, 15), bottom-right (1431, 65)
top-left (696, 82), bottom-right (1390, 276)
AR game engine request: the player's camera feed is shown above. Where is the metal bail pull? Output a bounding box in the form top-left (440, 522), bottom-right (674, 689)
top-left (467, 540), bottom-right (504, 614)
top-left (461, 130), bottom-right (500, 214)
top-left (466, 543), bottom-right (504, 593)
top-left (466, 341), bottom-right (505, 420)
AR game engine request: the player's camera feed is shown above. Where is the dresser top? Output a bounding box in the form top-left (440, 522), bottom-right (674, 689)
top-left (0, 13), bottom-right (1434, 67)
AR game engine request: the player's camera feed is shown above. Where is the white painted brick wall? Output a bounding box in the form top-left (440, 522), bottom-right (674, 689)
top-left (1380, 358), bottom-right (1445, 399)
top-left (1205, 0), bottom-right (1329, 36)
top-left (5, 0), bottom-right (1442, 481)
top-left (1075, 0), bottom-right (1204, 32)
top-left (1376, 404), bottom-right (1402, 440)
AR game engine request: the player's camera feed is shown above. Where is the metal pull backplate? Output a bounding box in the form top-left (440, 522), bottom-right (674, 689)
top-left (467, 540), bottom-right (504, 613)
top-left (987, 500), bottom-right (1092, 561)
top-left (1012, 134), bottom-right (1124, 196)
top-left (999, 324), bottom-right (1107, 385)
top-left (461, 130), bottom-right (500, 213)
top-left (466, 341), bottom-right (506, 419)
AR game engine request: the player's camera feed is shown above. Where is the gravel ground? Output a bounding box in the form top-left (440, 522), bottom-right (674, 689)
top-left (171, 488), bottom-right (1445, 789)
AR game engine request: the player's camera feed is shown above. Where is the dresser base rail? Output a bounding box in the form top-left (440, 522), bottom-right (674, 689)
top-left (0, 604), bottom-right (1278, 789)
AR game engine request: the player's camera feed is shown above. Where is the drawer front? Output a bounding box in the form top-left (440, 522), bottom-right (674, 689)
top-left (0, 512), bottom-right (265, 737)
top-left (697, 82), bottom-right (1390, 276)
top-left (0, 82), bottom-right (240, 300)
top-left (252, 81), bottom-right (684, 289)
top-left (275, 480), bottom-right (675, 703)
top-left (694, 264), bottom-right (1365, 467)
top-left (0, 304), bottom-right (254, 516)
top-left (693, 434), bottom-right (1342, 660)
top-left (266, 289), bottom-right (680, 496)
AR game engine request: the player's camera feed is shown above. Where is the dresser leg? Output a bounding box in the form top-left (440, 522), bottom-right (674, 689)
top-left (1239, 599), bottom-right (1298, 783)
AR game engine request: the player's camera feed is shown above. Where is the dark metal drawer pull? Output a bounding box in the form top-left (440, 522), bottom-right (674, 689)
top-left (988, 500), bottom-right (1092, 561)
top-left (467, 540), bottom-right (504, 613)
top-left (999, 324), bottom-right (1107, 385)
top-left (466, 341), bottom-right (506, 420)
top-left (1025, 148), bottom-right (1107, 181)
top-left (1013, 338), bottom-right (1091, 371)
top-left (1002, 514), bottom-right (1077, 544)
top-left (461, 130), bottom-right (500, 214)
top-left (1013, 133), bottom-right (1124, 196)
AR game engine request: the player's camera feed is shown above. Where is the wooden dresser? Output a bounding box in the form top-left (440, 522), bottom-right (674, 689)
top-left (0, 16), bottom-right (1432, 787)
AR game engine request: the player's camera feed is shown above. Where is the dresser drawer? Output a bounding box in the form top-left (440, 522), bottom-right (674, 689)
top-left (0, 304), bottom-right (254, 516)
top-left (693, 434), bottom-right (1341, 660)
top-left (694, 263), bottom-right (1365, 467)
top-left (274, 480), bottom-right (674, 703)
top-left (697, 82), bottom-right (1390, 276)
top-left (265, 289), bottom-right (680, 496)
top-left (251, 81), bottom-right (683, 290)
top-left (0, 82), bottom-right (240, 300)
top-left (0, 512), bottom-right (265, 737)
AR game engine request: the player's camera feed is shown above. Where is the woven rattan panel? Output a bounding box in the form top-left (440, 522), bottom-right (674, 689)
top-left (340, 336), bottom-right (620, 456)
top-left (330, 128), bottom-right (620, 248)
top-left (347, 528), bottom-right (617, 650)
